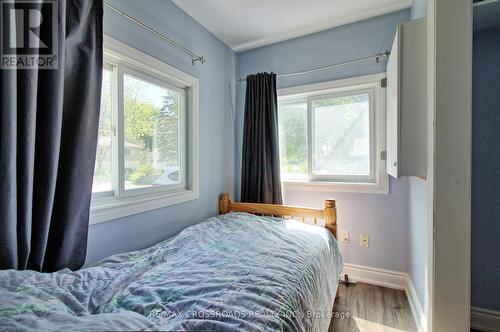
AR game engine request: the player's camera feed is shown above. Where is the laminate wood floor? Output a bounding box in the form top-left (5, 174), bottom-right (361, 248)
top-left (329, 282), bottom-right (417, 332)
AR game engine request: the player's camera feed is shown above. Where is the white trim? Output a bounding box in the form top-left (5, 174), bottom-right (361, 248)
top-left (278, 73), bottom-right (386, 97)
top-left (341, 263), bottom-right (407, 290)
top-left (103, 36), bottom-right (198, 89)
top-left (230, 1), bottom-right (412, 52)
top-left (90, 36), bottom-right (200, 224)
top-left (90, 190), bottom-right (199, 225)
top-left (471, 307), bottom-right (500, 332)
top-left (341, 263), bottom-right (427, 331)
top-left (430, 0), bottom-right (472, 330)
top-left (278, 73), bottom-right (389, 194)
top-left (115, 62), bottom-right (126, 197)
top-left (282, 180), bottom-right (388, 194)
top-left (406, 275), bottom-right (427, 332)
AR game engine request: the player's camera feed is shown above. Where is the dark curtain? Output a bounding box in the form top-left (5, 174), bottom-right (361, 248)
top-left (241, 73), bottom-right (282, 204)
top-left (0, 0), bottom-right (103, 271)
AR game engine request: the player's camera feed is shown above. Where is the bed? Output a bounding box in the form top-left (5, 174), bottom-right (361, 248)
top-left (0, 194), bottom-right (342, 331)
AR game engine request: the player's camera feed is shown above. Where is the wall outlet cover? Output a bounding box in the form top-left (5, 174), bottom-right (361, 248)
top-left (341, 230), bottom-right (349, 244)
top-left (360, 233), bottom-right (369, 248)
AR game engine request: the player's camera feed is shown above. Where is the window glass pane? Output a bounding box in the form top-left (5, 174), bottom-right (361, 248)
top-left (278, 98), bottom-right (308, 179)
top-left (312, 93), bottom-right (371, 176)
top-left (123, 74), bottom-right (181, 190)
top-left (92, 68), bottom-right (113, 193)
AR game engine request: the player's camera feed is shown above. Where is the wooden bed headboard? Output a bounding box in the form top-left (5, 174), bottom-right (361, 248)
top-left (219, 193), bottom-right (337, 239)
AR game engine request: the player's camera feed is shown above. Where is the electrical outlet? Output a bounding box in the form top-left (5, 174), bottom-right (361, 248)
top-left (341, 230), bottom-right (349, 244)
top-left (360, 234), bottom-right (369, 248)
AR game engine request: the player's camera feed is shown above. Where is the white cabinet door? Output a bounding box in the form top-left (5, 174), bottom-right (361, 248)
top-left (386, 27), bottom-right (400, 178)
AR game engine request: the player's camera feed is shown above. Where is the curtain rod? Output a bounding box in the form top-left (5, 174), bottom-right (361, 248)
top-left (104, 1), bottom-right (206, 65)
top-left (238, 51), bottom-right (390, 82)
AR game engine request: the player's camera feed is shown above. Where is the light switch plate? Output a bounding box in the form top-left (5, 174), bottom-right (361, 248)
top-left (341, 230), bottom-right (349, 244)
top-left (360, 233), bottom-right (369, 248)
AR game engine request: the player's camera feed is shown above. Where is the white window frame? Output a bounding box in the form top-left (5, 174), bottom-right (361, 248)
top-left (278, 73), bottom-right (388, 194)
top-left (118, 66), bottom-right (187, 198)
top-left (90, 35), bottom-right (199, 224)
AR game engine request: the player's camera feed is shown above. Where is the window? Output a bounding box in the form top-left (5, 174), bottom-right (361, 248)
top-left (90, 36), bottom-right (199, 224)
top-left (278, 74), bottom-right (388, 193)
top-left (93, 66), bottom-right (113, 194)
top-left (121, 72), bottom-right (184, 193)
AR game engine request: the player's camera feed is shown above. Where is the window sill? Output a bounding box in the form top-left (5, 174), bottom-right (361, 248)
top-left (282, 178), bottom-right (389, 194)
top-left (89, 188), bottom-right (199, 225)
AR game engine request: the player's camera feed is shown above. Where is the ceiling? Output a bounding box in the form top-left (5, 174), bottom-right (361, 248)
top-left (172, 0), bottom-right (413, 52)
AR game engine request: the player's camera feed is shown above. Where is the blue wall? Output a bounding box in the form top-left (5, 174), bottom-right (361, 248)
top-left (236, 10), bottom-right (412, 272)
top-left (85, 0), bottom-right (236, 265)
top-left (407, 177), bottom-right (428, 310)
top-left (472, 24), bottom-right (500, 311)
top-left (410, 0), bottom-right (427, 20)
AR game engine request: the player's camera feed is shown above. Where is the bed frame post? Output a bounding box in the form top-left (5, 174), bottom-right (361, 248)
top-left (220, 193), bottom-right (230, 214)
top-left (325, 198), bottom-right (339, 300)
top-left (324, 199), bottom-right (337, 239)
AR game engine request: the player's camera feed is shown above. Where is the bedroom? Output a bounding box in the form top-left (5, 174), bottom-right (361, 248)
top-left (0, 0), bottom-right (495, 331)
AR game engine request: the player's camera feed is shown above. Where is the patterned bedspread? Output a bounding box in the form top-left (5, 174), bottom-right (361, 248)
top-left (0, 212), bottom-right (342, 331)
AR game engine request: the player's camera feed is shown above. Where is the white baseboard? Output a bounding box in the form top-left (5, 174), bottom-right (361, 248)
top-left (406, 275), bottom-right (426, 332)
top-left (471, 306), bottom-right (500, 332)
top-left (341, 263), bottom-right (426, 331)
top-left (341, 263), bottom-right (407, 290)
